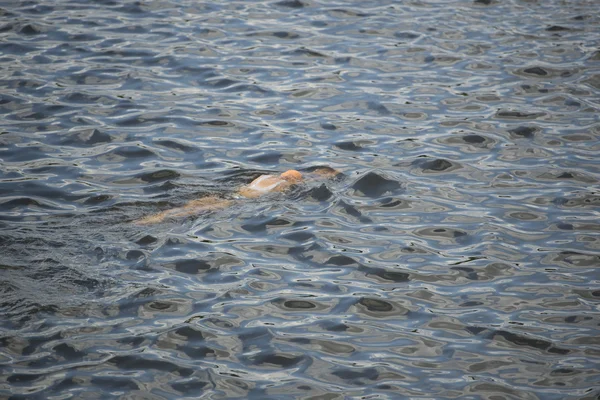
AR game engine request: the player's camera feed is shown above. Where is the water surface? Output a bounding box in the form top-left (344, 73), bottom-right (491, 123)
top-left (1, 0), bottom-right (599, 398)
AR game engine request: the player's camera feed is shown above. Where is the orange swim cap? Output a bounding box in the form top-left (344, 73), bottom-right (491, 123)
top-left (280, 170), bottom-right (303, 182)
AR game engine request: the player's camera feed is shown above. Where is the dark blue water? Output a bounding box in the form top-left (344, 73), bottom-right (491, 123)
top-left (1, 0), bottom-right (599, 398)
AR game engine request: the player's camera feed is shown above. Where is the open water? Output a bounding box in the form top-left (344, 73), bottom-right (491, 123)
top-left (1, 0), bottom-right (599, 398)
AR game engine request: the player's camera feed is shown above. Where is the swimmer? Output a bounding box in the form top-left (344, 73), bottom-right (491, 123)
top-left (135, 168), bottom-right (337, 225)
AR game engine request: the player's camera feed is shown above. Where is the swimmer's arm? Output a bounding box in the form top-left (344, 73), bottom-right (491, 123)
top-left (237, 186), bottom-right (262, 199)
top-left (134, 196), bottom-right (232, 225)
top-left (237, 180), bottom-right (294, 198)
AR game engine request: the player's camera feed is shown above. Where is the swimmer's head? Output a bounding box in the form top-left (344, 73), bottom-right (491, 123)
top-left (280, 169), bottom-right (303, 183)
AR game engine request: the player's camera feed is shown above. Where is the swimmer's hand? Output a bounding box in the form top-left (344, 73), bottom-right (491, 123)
top-left (311, 167), bottom-right (340, 178)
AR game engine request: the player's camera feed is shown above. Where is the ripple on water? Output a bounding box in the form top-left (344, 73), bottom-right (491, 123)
top-left (1, 0), bottom-right (599, 398)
